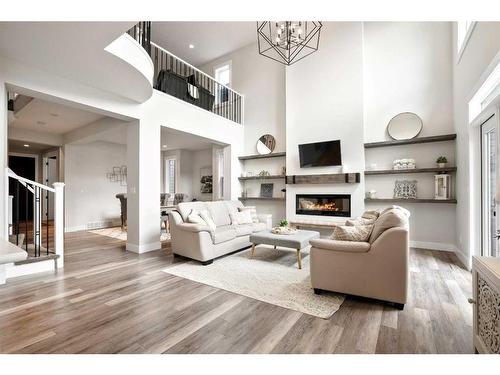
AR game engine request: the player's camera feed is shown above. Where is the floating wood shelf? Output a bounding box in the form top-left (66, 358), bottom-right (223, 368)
top-left (238, 152), bottom-right (286, 161)
top-left (238, 175), bottom-right (285, 181)
top-left (365, 167), bottom-right (457, 175)
top-left (364, 134), bottom-right (456, 149)
top-left (238, 197), bottom-right (285, 201)
top-left (365, 198), bottom-right (457, 204)
top-left (286, 173), bottom-right (361, 184)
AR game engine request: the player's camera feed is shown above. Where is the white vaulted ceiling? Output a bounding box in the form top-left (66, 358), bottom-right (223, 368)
top-left (151, 22), bottom-right (256, 66)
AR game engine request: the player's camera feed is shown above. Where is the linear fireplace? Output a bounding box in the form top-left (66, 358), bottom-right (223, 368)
top-left (296, 194), bottom-right (351, 217)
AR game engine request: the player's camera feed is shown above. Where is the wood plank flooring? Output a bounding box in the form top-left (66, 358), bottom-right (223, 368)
top-left (0, 229), bottom-right (473, 354)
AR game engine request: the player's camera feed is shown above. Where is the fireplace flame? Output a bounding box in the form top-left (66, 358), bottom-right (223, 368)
top-left (299, 200), bottom-right (340, 211)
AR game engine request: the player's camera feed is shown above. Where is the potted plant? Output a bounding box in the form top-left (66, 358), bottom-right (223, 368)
top-left (279, 219), bottom-right (289, 228)
top-left (436, 156), bottom-right (448, 168)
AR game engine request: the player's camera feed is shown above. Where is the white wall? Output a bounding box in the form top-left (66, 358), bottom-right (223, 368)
top-left (452, 22), bottom-right (500, 268)
top-left (200, 43), bottom-right (286, 154)
top-left (363, 22), bottom-right (454, 142)
top-left (286, 22), bottom-right (365, 223)
top-left (363, 22), bottom-right (457, 250)
top-left (64, 140), bottom-right (127, 231)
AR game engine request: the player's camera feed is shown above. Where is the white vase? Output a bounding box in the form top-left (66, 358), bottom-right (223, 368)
top-left (437, 163), bottom-right (446, 168)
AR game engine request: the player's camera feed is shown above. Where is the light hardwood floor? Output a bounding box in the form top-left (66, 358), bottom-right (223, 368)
top-left (0, 230), bottom-right (473, 354)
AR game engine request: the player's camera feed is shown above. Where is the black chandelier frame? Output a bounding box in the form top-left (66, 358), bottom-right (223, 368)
top-left (257, 21), bottom-right (323, 66)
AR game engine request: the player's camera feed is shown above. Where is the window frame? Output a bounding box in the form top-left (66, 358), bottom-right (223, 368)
top-left (163, 156), bottom-right (178, 194)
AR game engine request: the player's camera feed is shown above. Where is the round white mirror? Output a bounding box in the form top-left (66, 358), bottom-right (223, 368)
top-left (387, 112), bottom-right (423, 140)
top-left (256, 134), bottom-right (276, 155)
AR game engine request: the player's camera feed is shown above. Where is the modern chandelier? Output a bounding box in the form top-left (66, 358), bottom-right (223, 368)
top-left (257, 21), bottom-right (323, 66)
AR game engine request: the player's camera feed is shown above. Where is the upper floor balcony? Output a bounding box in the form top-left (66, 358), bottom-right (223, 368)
top-left (127, 22), bottom-right (244, 125)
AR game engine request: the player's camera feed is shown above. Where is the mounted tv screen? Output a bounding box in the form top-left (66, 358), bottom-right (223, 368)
top-left (298, 140), bottom-right (342, 168)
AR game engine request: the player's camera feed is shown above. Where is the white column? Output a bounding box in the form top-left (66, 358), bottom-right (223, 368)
top-left (1, 85), bottom-right (8, 241)
top-left (53, 182), bottom-right (65, 268)
top-left (126, 119), bottom-right (161, 253)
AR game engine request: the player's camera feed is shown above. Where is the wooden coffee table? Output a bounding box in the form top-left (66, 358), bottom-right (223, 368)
top-left (249, 230), bottom-right (320, 269)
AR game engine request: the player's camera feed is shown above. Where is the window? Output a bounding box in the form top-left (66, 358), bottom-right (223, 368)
top-left (469, 58), bottom-right (500, 121)
top-left (164, 157), bottom-right (176, 194)
top-left (457, 21), bottom-right (476, 62)
top-left (214, 61), bottom-right (231, 105)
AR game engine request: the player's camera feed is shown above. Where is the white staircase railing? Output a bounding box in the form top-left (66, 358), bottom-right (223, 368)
top-left (5, 168), bottom-right (65, 267)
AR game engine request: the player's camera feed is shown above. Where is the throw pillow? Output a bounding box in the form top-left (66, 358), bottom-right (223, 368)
top-left (230, 210), bottom-right (254, 225)
top-left (361, 210), bottom-right (380, 220)
top-left (187, 209), bottom-right (205, 226)
top-left (345, 217), bottom-right (376, 226)
top-left (238, 206), bottom-right (259, 223)
top-left (330, 225), bottom-right (374, 242)
top-left (199, 209), bottom-right (216, 232)
top-left (380, 205), bottom-right (410, 218)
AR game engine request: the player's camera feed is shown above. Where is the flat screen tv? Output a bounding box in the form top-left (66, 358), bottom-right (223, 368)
top-left (298, 140), bottom-right (342, 168)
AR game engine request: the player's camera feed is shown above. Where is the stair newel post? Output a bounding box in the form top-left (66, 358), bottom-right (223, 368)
top-left (53, 182), bottom-right (65, 268)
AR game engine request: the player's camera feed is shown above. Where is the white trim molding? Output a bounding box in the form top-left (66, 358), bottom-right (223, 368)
top-left (456, 21), bottom-right (477, 64)
top-left (126, 241), bottom-right (161, 254)
top-left (410, 240), bottom-right (457, 252)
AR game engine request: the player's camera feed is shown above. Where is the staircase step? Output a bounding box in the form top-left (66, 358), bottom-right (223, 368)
top-left (14, 253), bottom-right (59, 265)
top-left (9, 233), bottom-right (26, 246)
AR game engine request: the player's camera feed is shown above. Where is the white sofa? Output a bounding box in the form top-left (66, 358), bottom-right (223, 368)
top-left (170, 200), bottom-right (272, 264)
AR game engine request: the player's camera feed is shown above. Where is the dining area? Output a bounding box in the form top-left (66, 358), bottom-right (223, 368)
top-left (115, 192), bottom-right (189, 239)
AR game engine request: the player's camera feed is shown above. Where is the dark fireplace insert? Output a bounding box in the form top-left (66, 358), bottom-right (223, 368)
top-left (296, 194), bottom-right (351, 217)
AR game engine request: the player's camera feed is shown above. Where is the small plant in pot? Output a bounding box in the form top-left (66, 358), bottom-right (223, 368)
top-left (436, 156), bottom-right (448, 168)
top-left (279, 219), bottom-right (289, 228)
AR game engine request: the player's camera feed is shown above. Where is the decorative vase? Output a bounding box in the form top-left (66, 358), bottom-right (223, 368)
top-left (437, 163), bottom-right (447, 168)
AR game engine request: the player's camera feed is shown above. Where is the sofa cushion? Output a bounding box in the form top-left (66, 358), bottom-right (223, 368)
top-left (177, 202), bottom-right (208, 222)
top-left (199, 210), bottom-right (216, 231)
top-left (369, 208), bottom-right (409, 243)
top-left (238, 206), bottom-right (259, 223)
top-left (234, 224), bottom-right (253, 237)
top-left (207, 201), bottom-right (232, 227)
top-left (225, 200), bottom-right (244, 216)
top-left (187, 209), bottom-right (206, 226)
top-left (251, 222), bottom-right (267, 232)
top-left (230, 210), bottom-right (253, 225)
top-left (212, 225), bottom-right (237, 244)
top-left (330, 225), bottom-right (373, 242)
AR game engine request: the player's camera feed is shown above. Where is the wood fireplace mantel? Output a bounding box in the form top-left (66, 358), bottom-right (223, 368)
top-left (285, 173), bottom-right (361, 184)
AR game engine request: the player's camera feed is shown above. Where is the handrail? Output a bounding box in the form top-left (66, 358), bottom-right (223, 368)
top-left (7, 167), bottom-right (34, 194)
top-left (150, 41), bottom-right (244, 98)
top-left (7, 170), bottom-right (55, 193)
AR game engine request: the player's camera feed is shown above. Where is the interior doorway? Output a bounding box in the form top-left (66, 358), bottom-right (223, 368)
top-left (481, 114), bottom-right (499, 257)
top-left (8, 154), bottom-right (37, 222)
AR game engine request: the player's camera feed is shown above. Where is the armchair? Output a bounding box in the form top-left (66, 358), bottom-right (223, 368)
top-left (310, 208), bottom-right (409, 309)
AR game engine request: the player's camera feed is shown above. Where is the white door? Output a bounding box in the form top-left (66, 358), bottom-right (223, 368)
top-left (481, 114), bottom-right (499, 257)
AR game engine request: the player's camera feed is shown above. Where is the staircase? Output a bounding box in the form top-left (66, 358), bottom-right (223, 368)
top-left (3, 168), bottom-right (65, 283)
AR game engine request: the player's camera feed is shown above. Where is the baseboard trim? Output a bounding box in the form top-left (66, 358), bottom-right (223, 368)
top-left (454, 248), bottom-right (471, 270)
top-left (65, 219), bottom-right (122, 233)
top-left (126, 241), bottom-right (161, 254)
top-left (410, 241), bottom-right (457, 252)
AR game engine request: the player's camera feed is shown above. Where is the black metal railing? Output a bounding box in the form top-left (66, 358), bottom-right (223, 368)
top-left (150, 42), bottom-right (243, 124)
top-left (11, 179), bottom-right (53, 258)
top-left (126, 21), bottom-right (151, 55)
top-left (125, 22), bottom-right (243, 125)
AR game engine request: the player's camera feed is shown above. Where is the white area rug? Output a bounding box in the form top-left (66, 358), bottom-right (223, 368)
top-left (163, 245), bottom-right (344, 318)
top-left (89, 227), bottom-right (170, 242)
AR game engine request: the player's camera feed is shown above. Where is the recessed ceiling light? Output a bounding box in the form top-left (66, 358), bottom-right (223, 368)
top-left (37, 121), bottom-right (46, 125)
top-left (162, 145), bottom-right (167, 148)
top-left (49, 113), bottom-right (59, 117)
top-left (23, 144), bottom-right (30, 148)
top-left (189, 44), bottom-right (194, 49)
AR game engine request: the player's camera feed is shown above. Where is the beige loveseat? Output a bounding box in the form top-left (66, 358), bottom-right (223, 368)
top-left (170, 200), bottom-right (272, 264)
top-left (310, 207), bottom-right (409, 309)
